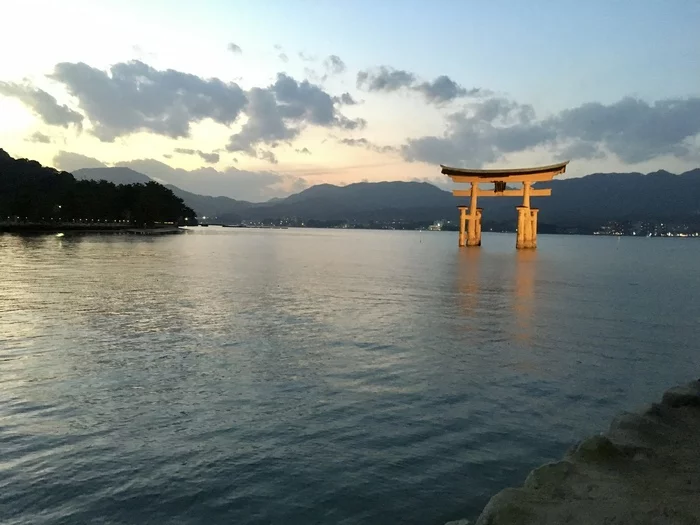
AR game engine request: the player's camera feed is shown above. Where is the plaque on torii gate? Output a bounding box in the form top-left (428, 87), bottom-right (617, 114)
top-left (441, 161), bottom-right (569, 249)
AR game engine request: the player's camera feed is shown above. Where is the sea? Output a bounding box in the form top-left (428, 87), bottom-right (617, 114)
top-left (2, 228), bottom-right (699, 525)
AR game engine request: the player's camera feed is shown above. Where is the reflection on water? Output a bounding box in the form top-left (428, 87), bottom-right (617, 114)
top-left (453, 246), bottom-right (536, 344)
top-left (455, 247), bottom-right (482, 318)
top-left (2, 230), bottom-right (700, 525)
top-left (513, 249), bottom-right (536, 343)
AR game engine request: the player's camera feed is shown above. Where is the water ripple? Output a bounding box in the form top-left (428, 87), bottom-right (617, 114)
top-left (1, 230), bottom-right (700, 524)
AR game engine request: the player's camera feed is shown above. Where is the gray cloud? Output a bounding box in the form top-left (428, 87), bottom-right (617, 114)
top-left (115, 158), bottom-right (306, 201)
top-left (402, 95), bottom-right (700, 167)
top-left (0, 82), bottom-right (83, 128)
top-left (357, 67), bottom-right (416, 92)
top-left (27, 131), bottom-right (52, 143)
top-left (402, 98), bottom-right (556, 166)
top-left (295, 147), bottom-right (312, 155)
top-left (49, 60), bottom-right (247, 141)
top-left (414, 75), bottom-right (482, 104)
top-left (338, 137), bottom-right (397, 154)
top-left (198, 151), bottom-right (220, 163)
top-left (257, 150), bottom-right (278, 164)
top-left (6, 61), bottom-right (364, 157)
top-left (324, 55), bottom-right (346, 75)
top-left (226, 73), bottom-right (365, 155)
top-left (334, 92), bottom-right (358, 105)
top-left (549, 97), bottom-right (700, 164)
top-left (356, 66), bottom-right (480, 104)
top-left (227, 42), bottom-right (242, 53)
top-left (227, 87), bottom-right (294, 154)
top-left (278, 53), bottom-right (289, 63)
top-left (53, 151), bottom-right (107, 172)
top-left (51, 151), bottom-right (308, 201)
top-left (298, 51), bottom-right (316, 62)
top-left (174, 148), bottom-right (220, 164)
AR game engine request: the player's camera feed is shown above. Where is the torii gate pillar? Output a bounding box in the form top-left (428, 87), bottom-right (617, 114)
top-left (516, 206), bottom-right (539, 249)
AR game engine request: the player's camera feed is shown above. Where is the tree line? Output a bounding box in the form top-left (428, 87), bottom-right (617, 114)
top-left (0, 149), bottom-right (196, 226)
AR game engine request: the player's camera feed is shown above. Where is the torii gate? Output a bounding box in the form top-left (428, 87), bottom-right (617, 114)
top-left (441, 161), bottom-right (569, 249)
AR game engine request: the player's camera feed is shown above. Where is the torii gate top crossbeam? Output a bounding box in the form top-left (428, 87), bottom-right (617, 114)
top-left (441, 161), bottom-right (569, 183)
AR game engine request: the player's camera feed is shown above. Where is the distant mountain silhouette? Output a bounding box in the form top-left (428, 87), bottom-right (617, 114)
top-left (71, 166), bottom-right (700, 230)
top-left (164, 184), bottom-right (250, 224)
top-left (74, 167), bottom-right (152, 185)
top-left (0, 151), bottom-right (194, 225)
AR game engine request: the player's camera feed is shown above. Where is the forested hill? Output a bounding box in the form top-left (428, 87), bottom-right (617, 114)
top-left (0, 149), bottom-right (195, 225)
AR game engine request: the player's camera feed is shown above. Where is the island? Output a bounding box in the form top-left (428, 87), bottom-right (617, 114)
top-left (0, 149), bottom-right (196, 233)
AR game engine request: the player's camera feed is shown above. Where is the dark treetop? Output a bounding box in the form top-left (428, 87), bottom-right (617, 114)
top-left (0, 149), bottom-right (195, 226)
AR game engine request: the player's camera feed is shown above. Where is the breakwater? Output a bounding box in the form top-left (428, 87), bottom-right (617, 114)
top-left (455, 379), bottom-right (700, 525)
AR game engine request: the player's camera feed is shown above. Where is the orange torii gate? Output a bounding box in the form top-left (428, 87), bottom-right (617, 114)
top-left (441, 161), bottom-right (569, 249)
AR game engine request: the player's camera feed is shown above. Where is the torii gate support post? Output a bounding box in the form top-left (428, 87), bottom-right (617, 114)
top-left (465, 182), bottom-right (480, 247)
top-left (516, 182), bottom-right (537, 249)
top-left (458, 206), bottom-right (467, 247)
top-left (476, 208), bottom-right (483, 246)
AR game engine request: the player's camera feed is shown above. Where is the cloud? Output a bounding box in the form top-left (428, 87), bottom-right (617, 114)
top-left (304, 55), bottom-right (348, 83)
top-left (226, 73), bottom-right (365, 155)
top-left (0, 81), bottom-right (83, 128)
top-left (51, 151), bottom-right (308, 201)
top-left (227, 42), bottom-right (242, 53)
top-left (257, 150), bottom-right (278, 164)
top-left (174, 147), bottom-right (220, 163)
top-left (278, 53), bottom-right (289, 63)
top-left (298, 51), bottom-right (316, 62)
top-left (401, 97), bottom-right (556, 166)
top-left (401, 95), bottom-right (700, 167)
top-left (356, 66), bottom-right (481, 104)
top-left (357, 67), bottom-right (416, 92)
top-left (324, 55), bottom-right (346, 75)
top-left (334, 92), bottom-right (358, 105)
top-left (414, 76), bottom-right (482, 104)
top-left (295, 147), bottom-right (311, 155)
top-left (549, 97), bottom-right (700, 164)
top-left (49, 60), bottom-right (247, 141)
top-left (53, 151), bottom-right (107, 172)
top-left (114, 158), bottom-right (307, 201)
top-left (338, 137), bottom-right (397, 154)
top-left (27, 131), bottom-right (52, 143)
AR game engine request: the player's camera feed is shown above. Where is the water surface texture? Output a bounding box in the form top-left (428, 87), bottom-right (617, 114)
top-left (2, 229), bottom-right (699, 524)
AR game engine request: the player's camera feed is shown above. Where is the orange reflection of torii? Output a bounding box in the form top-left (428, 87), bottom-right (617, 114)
top-left (455, 247), bottom-right (482, 318)
top-left (513, 249), bottom-right (536, 342)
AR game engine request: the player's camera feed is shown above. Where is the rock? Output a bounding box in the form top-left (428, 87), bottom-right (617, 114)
top-left (661, 380), bottom-right (700, 408)
top-left (523, 460), bottom-right (575, 497)
top-left (443, 520), bottom-right (471, 525)
top-left (569, 434), bottom-right (628, 463)
top-left (470, 379), bottom-right (700, 525)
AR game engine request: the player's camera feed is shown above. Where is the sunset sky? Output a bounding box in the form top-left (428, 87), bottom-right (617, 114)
top-left (1, 0), bottom-right (699, 201)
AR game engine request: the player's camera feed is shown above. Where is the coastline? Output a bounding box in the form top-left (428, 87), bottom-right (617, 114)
top-left (0, 224), bottom-right (185, 235)
top-left (449, 379), bottom-right (700, 525)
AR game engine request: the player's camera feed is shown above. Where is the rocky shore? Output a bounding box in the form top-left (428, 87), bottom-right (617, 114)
top-left (451, 379), bottom-right (700, 525)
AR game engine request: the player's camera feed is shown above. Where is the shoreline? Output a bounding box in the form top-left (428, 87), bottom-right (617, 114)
top-left (0, 224), bottom-right (185, 235)
top-left (449, 379), bottom-right (700, 525)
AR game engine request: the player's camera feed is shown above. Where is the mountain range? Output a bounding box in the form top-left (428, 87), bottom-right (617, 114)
top-left (73, 167), bottom-right (700, 231)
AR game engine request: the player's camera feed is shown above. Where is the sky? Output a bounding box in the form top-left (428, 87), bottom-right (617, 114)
top-left (1, 0), bottom-right (699, 201)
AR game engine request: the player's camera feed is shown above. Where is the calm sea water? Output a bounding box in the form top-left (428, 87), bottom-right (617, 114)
top-left (2, 228), bottom-right (699, 525)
